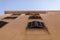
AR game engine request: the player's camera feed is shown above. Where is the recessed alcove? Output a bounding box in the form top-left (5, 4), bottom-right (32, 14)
top-left (26, 21), bottom-right (45, 29)
top-left (0, 21), bottom-right (8, 28)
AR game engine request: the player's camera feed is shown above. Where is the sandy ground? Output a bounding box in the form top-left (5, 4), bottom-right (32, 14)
top-left (0, 13), bottom-right (60, 40)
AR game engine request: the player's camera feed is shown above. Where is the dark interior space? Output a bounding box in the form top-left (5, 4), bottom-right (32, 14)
top-left (3, 15), bottom-right (19, 20)
top-left (3, 16), bottom-right (17, 19)
top-left (0, 21), bottom-right (8, 28)
top-left (29, 15), bottom-right (42, 19)
top-left (26, 21), bottom-right (46, 29)
top-left (2, 14), bottom-right (21, 20)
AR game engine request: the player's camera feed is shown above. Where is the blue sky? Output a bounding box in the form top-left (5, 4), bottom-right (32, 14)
top-left (0, 0), bottom-right (60, 15)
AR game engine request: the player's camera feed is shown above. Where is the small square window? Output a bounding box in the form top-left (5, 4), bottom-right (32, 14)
top-left (3, 14), bottom-right (20, 20)
top-left (29, 15), bottom-right (42, 19)
top-left (3, 16), bottom-right (17, 19)
top-left (0, 21), bottom-right (8, 28)
top-left (3, 15), bottom-right (19, 20)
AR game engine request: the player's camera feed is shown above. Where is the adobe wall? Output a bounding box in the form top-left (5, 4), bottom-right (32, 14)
top-left (5, 11), bottom-right (46, 15)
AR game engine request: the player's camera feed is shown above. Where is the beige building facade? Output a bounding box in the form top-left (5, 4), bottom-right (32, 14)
top-left (0, 11), bottom-right (60, 40)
